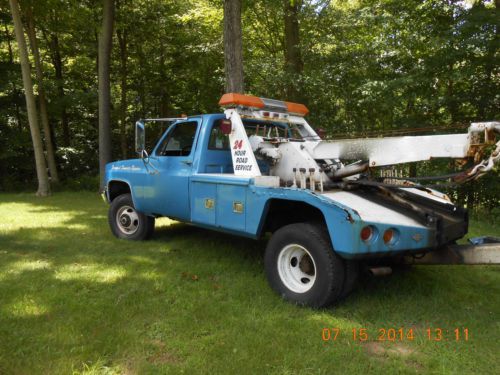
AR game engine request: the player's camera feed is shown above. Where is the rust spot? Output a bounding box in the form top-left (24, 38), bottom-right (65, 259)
top-left (343, 208), bottom-right (355, 224)
top-left (486, 128), bottom-right (495, 143)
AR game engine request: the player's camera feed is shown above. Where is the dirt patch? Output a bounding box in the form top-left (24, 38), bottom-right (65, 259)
top-left (364, 342), bottom-right (386, 356)
top-left (363, 341), bottom-right (417, 358)
top-left (363, 341), bottom-right (424, 371)
top-left (148, 351), bottom-right (180, 365)
top-left (387, 343), bottom-right (415, 357)
top-left (147, 339), bottom-right (182, 365)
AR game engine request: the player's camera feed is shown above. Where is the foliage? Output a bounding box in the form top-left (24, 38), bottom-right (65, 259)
top-left (0, 192), bottom-right (499, 373)
top-left (0, 0), bottom-right (498, 210)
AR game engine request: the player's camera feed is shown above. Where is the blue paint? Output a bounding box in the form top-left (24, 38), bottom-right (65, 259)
top-left (104, 114), bottom-right (444, 259)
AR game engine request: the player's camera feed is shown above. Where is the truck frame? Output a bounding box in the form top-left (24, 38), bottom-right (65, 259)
top-left (102, 93), bottom-right (500, 308)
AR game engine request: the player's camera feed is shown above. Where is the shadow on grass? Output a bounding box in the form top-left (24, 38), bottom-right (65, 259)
top-left (0, 192), bottom-right (498, 373)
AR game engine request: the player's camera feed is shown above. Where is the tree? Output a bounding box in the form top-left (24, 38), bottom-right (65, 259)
top-left (24, 3), bottom-right (59, 183)
top-left (283, 0), bottom-right (303, 101)
top-left (116, 3), bottom-right (128, 160)
top-left (223, 0), bottom-right (244, 93)
top-left (42, 20), bottom-right (70, 147)
top-left (8, 0), bottom-right (50, 196)
top-left (98, 0), bottom-right (115, 190)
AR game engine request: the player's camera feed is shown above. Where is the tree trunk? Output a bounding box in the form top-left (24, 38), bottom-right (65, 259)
top-left (98, 0), bottom-right (115, 190)
top-left (158, 37), bottom-right (169, 117)
top-left (43, 28), bottom-right (70, 147)
top-left (117, 27), bottom-right (128, 159)
top-left (137, 43), bottom-right (147, 117)
top-left (3, 22), bottom-right (23, 131)
top-left (8, 0), bottom-right (50, 196)
top-left (283, 0), bottom-right (303, 102)
top-left (223, 0), bottom-right (244, 93)
top-left (52, 35), bottom-right (70, 147)
top-left (25, 5), bottom-right (59, 183)
top-left (409, 163), bottom-right (417, 178)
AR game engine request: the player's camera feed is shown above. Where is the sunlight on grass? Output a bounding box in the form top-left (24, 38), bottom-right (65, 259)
top-left (73, 359), bottom-right (124, 375)
top-left (3, 296), bottom-right (49, 317)
top-left (9, 259), bottom-right (51, 272)
top-left (126, 255), bottom-right (157, 265)
top-left (0, 202), bottom-right (89, 232)
top-left (307, 311), bottom-right (360, 328)
top-left (9, 259), bottom-right (52, 273)
top-left (54, 263), bottom-right (127, 283)
top-left (0, 260), bottom-right (52, 281)
top-left (155, 217), bottom-right (175, 228)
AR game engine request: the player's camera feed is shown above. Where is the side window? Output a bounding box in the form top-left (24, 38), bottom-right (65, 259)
top-left (156, 121), bottom-right (198, 156)
top-left (208, 120), bottom-right (230, 150)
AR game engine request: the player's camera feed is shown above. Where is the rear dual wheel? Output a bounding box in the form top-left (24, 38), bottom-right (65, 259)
top-left (265, 223), bottom-right (358, 308)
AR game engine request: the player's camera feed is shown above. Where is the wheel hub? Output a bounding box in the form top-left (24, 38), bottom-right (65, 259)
top-left (116, 205), bottom-right (139, 235)
top-left (277, 244), bottom-right (317, 293)
top-left (120, 215), bottom-right (131, 226)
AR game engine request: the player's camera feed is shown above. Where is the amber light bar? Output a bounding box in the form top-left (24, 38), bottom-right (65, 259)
top-left (219, 93), bottom-right (309, 116)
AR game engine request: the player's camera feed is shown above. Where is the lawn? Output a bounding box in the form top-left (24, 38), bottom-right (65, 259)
top-left (0, 192), bottom-right (498, 374)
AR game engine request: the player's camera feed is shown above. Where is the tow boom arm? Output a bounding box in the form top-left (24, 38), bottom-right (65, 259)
top-left (313, 122), bottom-right (500, 180)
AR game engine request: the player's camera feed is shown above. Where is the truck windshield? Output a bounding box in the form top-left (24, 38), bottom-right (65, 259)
top-left (207, 119), bottom-right (312, 152)
top-left (242, 119), bottom-right (313, 140)
top-left (243, 120), bottom-right (289, 138)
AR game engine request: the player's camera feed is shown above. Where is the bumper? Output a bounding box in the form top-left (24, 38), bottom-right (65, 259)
top-left (323, 188), bottom-right (468, 259)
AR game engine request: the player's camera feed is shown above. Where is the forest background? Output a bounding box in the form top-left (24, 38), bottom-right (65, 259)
top-left (0, 0), bottom-right (498, 214)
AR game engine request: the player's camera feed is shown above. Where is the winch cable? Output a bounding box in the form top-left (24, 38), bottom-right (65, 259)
top-left (342, 179), bottom-right (461, 191)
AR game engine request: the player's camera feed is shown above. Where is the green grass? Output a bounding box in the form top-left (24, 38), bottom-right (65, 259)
top-left (0, 192), bottom-right (498, 374)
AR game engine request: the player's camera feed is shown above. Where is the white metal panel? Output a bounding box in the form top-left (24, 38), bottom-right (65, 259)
top-left (322, 190), bottom-right (426, 228)
top-left (270, 142), bottom-right (325, 183)
top-left (225, 109), bottom-right (262, 177)
top-left (313, 133), bottom-right (470, 166)
top-left (253, 176), bottom-right (280, 187)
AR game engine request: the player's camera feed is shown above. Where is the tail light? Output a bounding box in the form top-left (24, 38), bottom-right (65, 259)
top-left (220, 119), bottom-right (232, 135)
top-left (383, 228), bottom-right (399, 245)
top-left (360, 226), bottom-right (375, 242)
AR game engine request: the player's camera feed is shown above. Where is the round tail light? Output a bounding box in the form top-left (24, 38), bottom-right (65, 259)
top-left (383, 228), bottom-right (399, 245)
top-left (383, 229), bottom-right (393, 244)
top-left (360, 226), bottom-right (374, 242)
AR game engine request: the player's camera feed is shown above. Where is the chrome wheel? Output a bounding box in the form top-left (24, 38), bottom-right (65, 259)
top-left (277, 244), bottom-right (317, 293)
top-left (116, 205), bottom-right (139, 235)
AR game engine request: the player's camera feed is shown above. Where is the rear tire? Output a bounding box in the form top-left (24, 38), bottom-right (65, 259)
top-left (264, 223), bottom-right (345, 308)
top-left (340, 260), bottom-right (359, 299)
top-left (108, 193), bottom-right (155, 240)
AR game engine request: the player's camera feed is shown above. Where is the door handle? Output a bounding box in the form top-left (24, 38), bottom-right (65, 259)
top-left (182, 160), bottom-right (193, 165)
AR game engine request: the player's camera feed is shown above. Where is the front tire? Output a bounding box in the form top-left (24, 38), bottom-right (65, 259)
top-left (264, 223), bottom-right (345, 308)
top-left (108, 193), bottom-right (155, 240)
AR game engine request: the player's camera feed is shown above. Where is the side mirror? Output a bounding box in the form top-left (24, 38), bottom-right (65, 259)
top-left (220, 119), bottom-right (232, 135)
top-left (135, 121), bottom-right (145, 155)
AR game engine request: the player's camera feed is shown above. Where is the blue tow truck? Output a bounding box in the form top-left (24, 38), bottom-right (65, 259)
top-left (102, 93), bottom-right (500, 307)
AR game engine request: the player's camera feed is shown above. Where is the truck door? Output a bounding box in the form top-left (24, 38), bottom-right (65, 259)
top-left (146, 119), bottom-right (200, 221)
